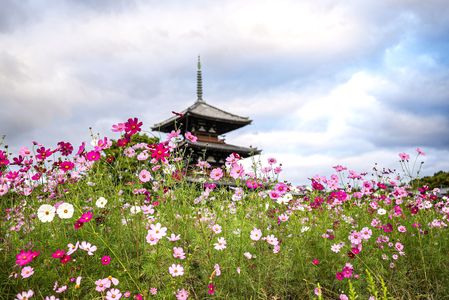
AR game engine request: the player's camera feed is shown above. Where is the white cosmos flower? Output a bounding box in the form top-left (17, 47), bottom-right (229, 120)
top-left (67, 241), bottom-right (80, 255)
top-left (377, 208), bottom-right (387, 215)
top-left (38, 204), bottom-right (56, 222)
top-left (56, 203), bottom-right (74, 219)
top-left (130, 206), bottom-right (141, 214)
top-left (95, 197), bottom-right (108, 208)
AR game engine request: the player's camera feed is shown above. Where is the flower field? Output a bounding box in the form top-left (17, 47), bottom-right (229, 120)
top-left (1, 118), bottom-right (448, 299)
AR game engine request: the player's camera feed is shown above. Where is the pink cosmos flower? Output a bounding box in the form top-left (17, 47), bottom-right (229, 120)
top-left (185, 132), bottom-right (198, 143)
top-left (210, 168), bottom-right (224, 181)
top-left (95, 278), bottom-right (111, 292)
top-left (173, 247), bottom-right (186, 260)
top-left (360, 227), bottom-right (372, 240)
top-left (349, 231), bottom-right (362, 245)
top-left (416, 147), bottom-right (425, 156)
top-left (101, 256), bottom-right (111, 265)
top-left (312, 259), bottom-right (320, 266)
top-left (398, 152), bottom-right (410, 161)
top-left (0, 184), bottom-right (9, 196)
top-left (275, 182), bottom-right (288, 195)
top-left (167, 129), bottom-right (181, 140)
top-left (176, 288), bottom-right (189, 300)
top-left (214, 264), bottom-right (221, 276)
top-left (267, 157), bottom-right (277, 165)
top-left (150, 288), bottom-right (158, 295)
top-left (44, 296), bottom-right (59, 300)
top-left (106, 288), bottom-right (122, 300)
top-left (250, 228), bottom-right (262, 241)
top-left (333, 165), bottom-right (347, 172)
top-left (124, 147), bottom-right (136, 157)
top-left (21, 266), bottom-right (34, 278)
top-left (266, 235), bottom-right (279, 246)
top-left (147, 223), bottom-right (167, 239)
top-left (111, 123), bottom-right (126, 132)
top-left (274, 166), bottom-right (282, 174)
top-left (19, 146), bottom-right (32, 157)
top-left (230, 163), bottom-right (244, 179)
top-left (139, 169), bottom-right (152, 183)
top-left (168, 233), bottom-right (181, 242)
top-left (169, 264), bottom-right (184, 277)
top-left (211, 224), bottom-right (222, 234)
top-left (398, 225), bottom-right (407, 233)
top-left (146, 233), bottom-right (160, 245)
top-left (395, 242), bottom-right (404, 252)
top-left (214, 237), bottom-right (227, 250)
top-left (269, 190), bottom-right (280, 200)
top-left (16, 290), bottom-right (34, 300)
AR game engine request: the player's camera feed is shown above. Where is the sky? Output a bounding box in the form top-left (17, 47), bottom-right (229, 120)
top-left (1, 0), bottom-right (449, 184)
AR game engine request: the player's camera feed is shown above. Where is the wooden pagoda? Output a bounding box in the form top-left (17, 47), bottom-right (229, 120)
top-left (151, 57), bottom-right (261, 167)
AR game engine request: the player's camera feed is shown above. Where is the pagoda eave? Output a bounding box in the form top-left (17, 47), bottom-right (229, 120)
top-left (180, 140), bottom-right (261, 157)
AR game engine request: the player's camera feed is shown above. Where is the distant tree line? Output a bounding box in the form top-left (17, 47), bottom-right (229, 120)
top-left (411, 170), bottom-right (449, 189)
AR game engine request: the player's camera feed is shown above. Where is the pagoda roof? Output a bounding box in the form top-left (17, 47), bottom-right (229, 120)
top-left (179, 140), bottom-right (261, 156)
top-left (151, 100), bottom-right (252, 133)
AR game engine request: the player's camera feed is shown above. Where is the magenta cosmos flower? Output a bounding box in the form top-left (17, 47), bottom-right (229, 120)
top-left (16, 250), bottom-right (34, 266)
top-left (151, 143), bottom-right (170, 161)
top-left (78, 211), bottom-right (93, 223)
top-left (124, 117), bottom-right (143, 135)
top-left (36, 147), bottom-right (52, 160)
top-left (101, 255), bottom-right (111, 265)
top-left (59, 161), bottom-right (74, 172)
top-left (86, 151), bottom-right (101, 161)
top-left (52, 249), bottom-right (66, 259)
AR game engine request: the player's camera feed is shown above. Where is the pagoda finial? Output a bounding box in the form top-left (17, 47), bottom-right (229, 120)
top-left (197, 55), bottom-right (204, 102)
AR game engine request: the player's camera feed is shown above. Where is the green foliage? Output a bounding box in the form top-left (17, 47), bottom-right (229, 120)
top-left (411, 170), bottom-right (449, 190)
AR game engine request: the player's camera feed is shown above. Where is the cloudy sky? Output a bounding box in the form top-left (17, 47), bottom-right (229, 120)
top-left (1, 0), bottom-right (448, 184)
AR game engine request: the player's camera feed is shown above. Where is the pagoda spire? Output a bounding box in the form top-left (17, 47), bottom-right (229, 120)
top-left (196, 55), bottom-right (204, 102)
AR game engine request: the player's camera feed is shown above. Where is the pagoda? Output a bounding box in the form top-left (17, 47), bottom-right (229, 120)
top-left (151, 57), bottom-right (261, 167)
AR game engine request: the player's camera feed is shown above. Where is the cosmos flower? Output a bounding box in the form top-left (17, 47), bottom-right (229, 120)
top-left (101, 256), bottom-right (111, 265)
top-left (95, 197), bottom-right (108, 208)
top-left (106, 288), bottom-right (122, 300)
top-left (184, 132), bottom-right (198, 143)
top-left (21, 266), bottom-right (34, 279)
top-left (214, 237), bottom-right (227, 251)
top-left (250, 228), bottom-right (262, 241)
top-left (210, 168), bottom-right (224, 181)
top-left (138, 169), bottom-right (152, 183)
top-left (15, 290), bottom-right (34, 300)
top-left (37, 204), bottom-right (56, 223)
top-left (56, 203), bottom-right (74, 219)
top-left (169, 264), bottom-right (184, 277)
